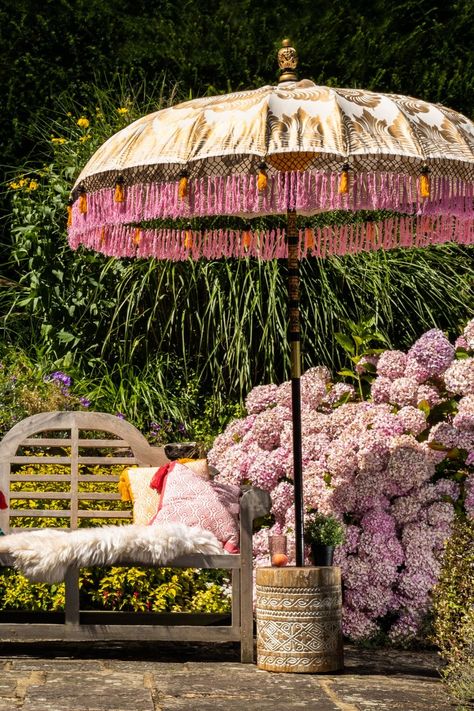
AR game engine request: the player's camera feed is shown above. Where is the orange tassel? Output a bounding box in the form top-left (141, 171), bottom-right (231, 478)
top-left (100, 227), bottom-right (106, 245)
top-left (242, 227), bottom-right (252, 249)
top-left (178, 170), bottom-right (189, 200)
top-left (114, 177), bottom-right (125, 203)
top-left (184, 229), bottom-right (193, 249)
top-left (338, 163), bottom-right (349, 194)
top-left (305, 227), bottom-right (315, 250)
top-left (67, 200), bottom-right (73, 227)
top-left (257, 161), bottom-right (268, 191)
top-left (78, 188), bottom-right (87, 214)
top-left (133, 228), bottom-right (141, 246)
top-left (420, 167), bottom-right (430, 199)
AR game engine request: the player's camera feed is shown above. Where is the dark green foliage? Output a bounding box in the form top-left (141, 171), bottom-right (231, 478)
top-left (431, 517), bottom-right (474, 708)
top-left (3, 85), bottom-right (474, 410)
top-left (1, 0), bottom-right (474, 170)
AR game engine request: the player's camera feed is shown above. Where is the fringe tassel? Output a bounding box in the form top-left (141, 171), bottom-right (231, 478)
top-left (338, 163), bottom-right (350, 194)
top-left (67, 200), bottom-right (73, 227)
top-left (257, 162), bottom-right (268, 192)
top-left (68, 215), bottom-right (474, 261)
top-left (69, 170), bottom-right (474, 230)
top-left (78, 188), bottom-right (87, 214)
top-left (420, 166), bottom-right (430, 199)
top-left (114, 177), bottom-right (125, 203)
top-left (178, 170), bottom-right (189, 200)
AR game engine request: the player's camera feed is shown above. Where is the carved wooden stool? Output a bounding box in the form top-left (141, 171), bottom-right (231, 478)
top-left (256, 566), bottom-right (344, 673)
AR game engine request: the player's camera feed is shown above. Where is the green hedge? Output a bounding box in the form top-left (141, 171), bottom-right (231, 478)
top-left (431, 517), bottom-right (474, 709)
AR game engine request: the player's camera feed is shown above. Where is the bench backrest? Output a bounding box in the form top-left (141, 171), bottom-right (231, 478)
top-left (0, 411), bottom-right (169, 533)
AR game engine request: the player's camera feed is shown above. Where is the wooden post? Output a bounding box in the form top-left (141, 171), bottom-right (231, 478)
top-left (287, 209), bottom-right (305, 566)
top-left (256, 566), bottom-right (344, 673)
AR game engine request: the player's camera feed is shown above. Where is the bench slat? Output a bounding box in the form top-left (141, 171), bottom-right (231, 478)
top-left (10, 493), bottom-right (123, 501)
top-left (12, 457), bottom-right (138, 465)
top-left (0, 623), bottom-right (240, 642)
top-left (10, 509), bottom-right (131, 518)
top-left (21, 439), bottom-right (130, 448)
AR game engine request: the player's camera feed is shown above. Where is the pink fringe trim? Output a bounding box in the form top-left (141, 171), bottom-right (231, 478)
top-left (68, 215), bottom-right (474, 261)
top-left (69, 171), bottom-right (474, 234)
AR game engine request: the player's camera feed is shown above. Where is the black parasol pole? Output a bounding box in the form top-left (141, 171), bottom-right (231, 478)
top-left (287, 208), bottom-right (305, 567)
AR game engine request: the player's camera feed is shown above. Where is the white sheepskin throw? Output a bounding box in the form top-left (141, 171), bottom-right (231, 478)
top-left (0, 523), bottom-right (224, 584)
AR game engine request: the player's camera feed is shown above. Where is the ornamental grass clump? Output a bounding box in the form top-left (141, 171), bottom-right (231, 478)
top-left (208, 318), bottom-right (474, 644)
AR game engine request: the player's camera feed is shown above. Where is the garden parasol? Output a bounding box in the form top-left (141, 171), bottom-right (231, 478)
top-left (67, 40), bottom-right (474, 566)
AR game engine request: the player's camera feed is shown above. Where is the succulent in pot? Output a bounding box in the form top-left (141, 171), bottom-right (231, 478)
top-left (304, 513), bottom-right (345, 566)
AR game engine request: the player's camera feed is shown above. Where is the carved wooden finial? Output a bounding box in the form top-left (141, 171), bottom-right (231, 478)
top-left (278, 38), bottom-right (298, 83)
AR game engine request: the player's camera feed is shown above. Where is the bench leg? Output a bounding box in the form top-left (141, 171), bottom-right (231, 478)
top-left (240, 566), bottom-right (254, 663)
top-left (64, 567), bottom-right (80, 626)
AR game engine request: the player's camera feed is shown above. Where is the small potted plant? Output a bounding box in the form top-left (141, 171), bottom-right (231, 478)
top-left (304, 512), bottom-right (345, 566)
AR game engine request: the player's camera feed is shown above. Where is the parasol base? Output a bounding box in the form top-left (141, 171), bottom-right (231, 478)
top-left (256, 566), bottom-right (344, 673)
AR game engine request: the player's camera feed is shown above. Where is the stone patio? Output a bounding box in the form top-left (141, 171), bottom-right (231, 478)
top-left (0, 641), bottom-right (452, 711)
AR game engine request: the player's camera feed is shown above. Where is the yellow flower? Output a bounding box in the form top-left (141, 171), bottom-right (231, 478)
top-left (28, 180), bottom-right (39, 191)
top-left (79, 134), bottom-right (91, 143)
top-left (117, 107), bottom-right (128, 115)
top-left (51, 136), bottom-right (66, 144)
top-left (9, 177), bottom-right (28, 190)
top-left (77, 116), bottom-right (90, 129)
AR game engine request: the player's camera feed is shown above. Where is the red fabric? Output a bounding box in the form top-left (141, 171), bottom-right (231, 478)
top-left (0, 491), bottom-right (7, 510)
top-left (149, 462), bottom-right (176, 494)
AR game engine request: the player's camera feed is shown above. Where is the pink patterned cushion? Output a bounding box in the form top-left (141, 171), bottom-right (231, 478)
top-left (149, 463), bottom-right (240, 552)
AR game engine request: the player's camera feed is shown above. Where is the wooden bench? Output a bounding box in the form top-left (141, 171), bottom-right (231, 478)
top-left (0, 411), bottom-right (270, 662)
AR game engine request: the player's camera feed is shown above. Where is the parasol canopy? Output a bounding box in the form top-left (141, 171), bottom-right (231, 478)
top-left (68, 40), bottom-right (474, 566)
top-left (69, 76), bottom-right (474, 260)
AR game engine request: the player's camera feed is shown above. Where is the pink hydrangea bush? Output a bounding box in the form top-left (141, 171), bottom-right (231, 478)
top-left (208, 320), bottom-right (474, 643)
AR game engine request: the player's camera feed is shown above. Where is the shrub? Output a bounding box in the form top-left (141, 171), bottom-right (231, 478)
top-left (209, 318), bottom-right (474, 644)
top-left (431, 517), bottom-right (474, 709)
top-left (0, 348), bottom-right (84, 437)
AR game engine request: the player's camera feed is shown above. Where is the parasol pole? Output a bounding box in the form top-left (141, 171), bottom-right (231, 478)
top-left (287, 208), bottom-right (305, 567)
top-left (279, 39), bottom-right (305, 566)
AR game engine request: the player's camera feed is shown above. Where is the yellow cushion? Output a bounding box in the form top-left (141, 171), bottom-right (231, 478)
top-left (126, 468), bottom-right (161, 525)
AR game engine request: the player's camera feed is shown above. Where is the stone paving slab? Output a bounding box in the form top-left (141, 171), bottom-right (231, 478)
top-left (326, 676), bottom-right (449, 711)
top-left (159, 697), bottom-right (339, 711)
top-left (0, 642), bottom-right (452, 711)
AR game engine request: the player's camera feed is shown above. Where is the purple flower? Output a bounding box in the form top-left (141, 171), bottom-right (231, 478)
top-left (116, 412), bottom-right (125, 420)
top-left (407, 328), bottom-right (455, 378)
top-left (47, 371), bottom-right (72, 388)
top-left (370, 376), bottom-right (391, 403)
top-left (245, 383), bottom-right (278, 414)
top-left (463, 319), bottom-right (474, 350)
top-left (207, 321), bottom-right (470, 644)
top-left (376, 350), bottom-right (407, 380)
top-left (79, 397), bottom-right (91, 408)
top-left (444, 358), bottom-right (474, 395)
